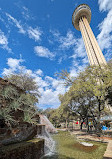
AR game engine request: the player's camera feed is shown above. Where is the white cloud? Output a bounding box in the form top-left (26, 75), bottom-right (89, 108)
top-left (35, 69), bottom-right (43, 76)
top-left (72, 38), bottom-right (86, 59)
top-left (5, 12), bottom-right (43, 44)
top-left (27, 27), bottom-right (42, 41)
top-left (97, 0), bottom-right (112, 60)
top-left (57, 32), bottom-right (87, 64)
top-left (0, 29), bottom-right (12, 53)
top-left (39, 88), bottom-right (61, 108)
top-left (2, 45), bottom-right (12, 53)
top-left (6, 13), bottom-right (42, 42)
top-left (7, 58), bottom-right (23, 68)
top-left (3, 58), bottom-right (24, 76)
top-left (22, 6), bottom-right (31, 20)
top-left (51, 29), bottom-right (88, 76)
top-left (23, 6), bottom-right (28, 11)
top-left (34, 76), bottom-right (49, 88)
top-left (97, 10), bottom-right (112, 50)
top-left (97, 8), bottom-right (112, 50)
top-left (34, 46), bottom-right (55, 60)
top-left (98, 0), bottom-right (112, 11)
top-left (59, 30), bottom-right (76, 49)
top-left (6, 13), bottom-right (26, 34)
top-left (0, 30), bottom-right (8, 45)
top-left (51, 30), bottom-right (76, 50)
top-left (3, 68), bottom-right (14, 76)
top-left (38, 77), bottom-right (66, 108)
top-left (25, 69), bottom-right (32, 75)
top-left (69, 37), bottom-right (88, 77)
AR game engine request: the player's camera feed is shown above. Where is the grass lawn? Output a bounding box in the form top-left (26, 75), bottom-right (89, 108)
top-left (53, 131), bottom-right (107, 159)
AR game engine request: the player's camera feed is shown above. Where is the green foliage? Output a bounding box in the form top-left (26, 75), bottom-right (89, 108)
top-left (0, 84), bottom-right (39, 127)
top-left (10, 100), bottom-right (21, 111)
top-left (4, 71), bottom-right (40, 101)
top-left (1, 85), bottom-right (18, 100)
top-left (23, 111), bottom-right (37, 124)
top-left (56, 70), bottom-right (74, 87)
top-left (0, 107), bottom-right (16, 125)
top-left (58, 64), bottom-right (112, 132)
top-left (0, 70), bottom-right (41, 127)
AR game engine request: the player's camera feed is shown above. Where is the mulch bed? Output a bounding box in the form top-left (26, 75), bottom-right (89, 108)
top-left (72, 143), bottom-right (98, 153)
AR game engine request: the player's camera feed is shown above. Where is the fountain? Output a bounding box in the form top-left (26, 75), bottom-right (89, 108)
top-left (38, 128), bottom-right (56, 157)
top-left (39, 115), bottom-right (58, 133)
top-left (38, 115), bottom-right (57, 157)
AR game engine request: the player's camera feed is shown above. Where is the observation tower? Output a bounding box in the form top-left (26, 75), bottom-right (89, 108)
top-left (72, 4), bottom-right (107, 66)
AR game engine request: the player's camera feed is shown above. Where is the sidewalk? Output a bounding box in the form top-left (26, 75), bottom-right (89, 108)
top-left (103, 140), bottom-right (112, 159)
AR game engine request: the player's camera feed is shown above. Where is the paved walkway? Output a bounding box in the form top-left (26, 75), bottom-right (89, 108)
top-left (71, 130), bottom-right (112, 159)
top-left (103, 140), bottom-right (112, 159)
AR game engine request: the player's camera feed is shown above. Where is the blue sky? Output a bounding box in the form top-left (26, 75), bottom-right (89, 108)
top-left (0, 0), bottom-right (112, 109)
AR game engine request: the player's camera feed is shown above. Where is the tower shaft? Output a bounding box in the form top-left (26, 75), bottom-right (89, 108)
top-left (79, 16), bottom-right (107, 66)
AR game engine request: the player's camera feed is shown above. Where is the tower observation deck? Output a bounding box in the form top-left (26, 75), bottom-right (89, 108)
top-left (72, 4), bottom-right (107, 66)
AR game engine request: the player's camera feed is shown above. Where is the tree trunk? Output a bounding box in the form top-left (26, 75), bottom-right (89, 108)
top-left (80, 121), bottom-right (83, 130)
top-left (65, 120), bottom-right (68, 129)
top-left (96, 99), bottom-right (102, 136)
top-left (90, 110), bottom-right (97, 132)
top-left (86, 117), bottom-right (89, 132)
top-left (72, 121), bottom-right (74, 130)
